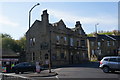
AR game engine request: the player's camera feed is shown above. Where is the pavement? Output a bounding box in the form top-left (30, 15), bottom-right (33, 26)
top-left (2, 70), bottom-right (58, 79)
top-left (25, 70), bottom-right (58, 77)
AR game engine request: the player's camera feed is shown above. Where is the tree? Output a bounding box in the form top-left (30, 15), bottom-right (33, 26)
top-left (87, 30), bottom-right (120, 36)
top-left (2, 33), bottom-right (12, 38)
top-left (16, 36), bottom-right (26, 51)
top-left (1, 33), bottom-right (26, 53)
top-left (2, 33), bottom-right (21, 52)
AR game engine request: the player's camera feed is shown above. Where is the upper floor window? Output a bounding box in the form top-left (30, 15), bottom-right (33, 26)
top-left (33, 38), bottom-right (35, 45)
top-left (30, 38), bottom-right (36, 46)
top-left (113, 41), bottom-right (115, 46)
top-left (64, 36), bottom-right (67, 44)
top-left (81, 40), bottom-right (85, 47)
top-left (70, 38), bottom-right (73, 46)
top-left (56, 36), bottom-right (60, 43)
top-left (92, 50), bottom-right (95, 55)
top-left (64, 37), bottom-right (67, 41)
top-left (30, 38), bottom-right (32, 46)
top-left (107, 41), bottom-right (110, 46)
top-left (57, 36), bottom-right (60, 40)
top-left (98, 42), bottom-right (101, 47)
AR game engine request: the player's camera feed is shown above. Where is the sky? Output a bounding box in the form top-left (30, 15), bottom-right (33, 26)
top-left (0, 2), bottom-right (118, 40)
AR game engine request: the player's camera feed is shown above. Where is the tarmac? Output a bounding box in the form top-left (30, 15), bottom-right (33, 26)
top-left (1, 70), bottom-right (58, 80)
top-left (25, 70), bottom-right (58, 77)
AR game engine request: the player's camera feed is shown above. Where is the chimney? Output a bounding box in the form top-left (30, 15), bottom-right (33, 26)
top-left (41, 10), bottom-right (49, 24)
top-left (75, 21), bottom-right (81, 27)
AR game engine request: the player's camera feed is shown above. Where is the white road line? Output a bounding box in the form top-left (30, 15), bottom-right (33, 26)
top-left (55, 75), bottom-right (59, 80)
top-left (4, 73), bottom-right (29, 79)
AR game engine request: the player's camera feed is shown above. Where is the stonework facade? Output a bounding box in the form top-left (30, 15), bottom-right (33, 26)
top-left (87, 34), bottom-right (120, 61)
top-left (26, 10), bottom-right (88, 66)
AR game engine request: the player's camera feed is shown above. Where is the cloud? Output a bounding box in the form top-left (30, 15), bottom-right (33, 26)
top-left (0, 15), bottom-right (19, 27)
top-left (48, 9), bottom-right (117, 26)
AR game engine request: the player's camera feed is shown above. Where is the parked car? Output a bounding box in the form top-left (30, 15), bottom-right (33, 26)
top-left (99, 56), bottom-right (120, 73)
top-left (12, 62), bottom-right (44, 74)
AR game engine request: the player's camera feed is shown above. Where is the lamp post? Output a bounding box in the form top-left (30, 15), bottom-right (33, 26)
top-left (28, 3), bottom-right (40, 62)
top-left (49, 30), bottom-right (52, 73)
top-left (95, 23), bottom-right (99, 58)
top-left (29, 3), bottom-right (40, 29)
top-left (95, 23), bottom-right (99, 59)
top-left (95, 23), bottom-right (99, 34)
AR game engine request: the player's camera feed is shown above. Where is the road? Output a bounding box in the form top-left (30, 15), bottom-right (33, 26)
top-left (2, 62), bottom-right (120, 80)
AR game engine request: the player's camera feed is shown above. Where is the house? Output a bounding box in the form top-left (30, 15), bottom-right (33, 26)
top-left (26, 10), bottom-right (88, 66)
top-left (1, 48), bottom-right (19, 72)
top-left (87, 34), bottom-right (119, 61)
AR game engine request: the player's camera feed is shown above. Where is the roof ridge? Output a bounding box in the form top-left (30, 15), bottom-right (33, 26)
top-left (105, 35), bottom-right (116, 40)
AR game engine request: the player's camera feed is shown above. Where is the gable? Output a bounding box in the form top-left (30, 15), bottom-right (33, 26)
top-left (57, 19), bottom-right (66, 30)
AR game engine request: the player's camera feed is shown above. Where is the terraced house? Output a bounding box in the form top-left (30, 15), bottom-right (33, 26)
top-left (26, 10), bottom-right (88, 66)
top-left (87, 34), bottom-right (120, 61)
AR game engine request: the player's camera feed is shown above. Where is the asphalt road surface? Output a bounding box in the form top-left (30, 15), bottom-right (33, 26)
top-left (33, 62), bottom-right (120, 80)
top-left (2, 62), bottom-right (120, 80)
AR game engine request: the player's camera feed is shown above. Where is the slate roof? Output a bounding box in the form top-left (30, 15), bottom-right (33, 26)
top-left (108, 35), bottom-right (120, 40)
top-left (2, 49), bottom-right (19, 57)
top-left (87, 34), bottom-right (119, 41)
top-left (87, 37), bottom-right (96, 40)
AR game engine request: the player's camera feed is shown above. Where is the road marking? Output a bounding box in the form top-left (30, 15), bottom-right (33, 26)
top-left (3, 73), bottom-right (29, 79)
top-left (55, 75), bottom-right (59, 80)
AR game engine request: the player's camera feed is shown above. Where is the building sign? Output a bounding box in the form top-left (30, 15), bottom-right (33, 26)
top-left (0, 58), bottom-right (18, 61)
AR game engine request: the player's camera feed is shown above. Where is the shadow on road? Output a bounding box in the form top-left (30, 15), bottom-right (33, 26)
top-left (109, 71), bottom-right (120, 74)
top-left (53, 61), bottom-right (100, 69)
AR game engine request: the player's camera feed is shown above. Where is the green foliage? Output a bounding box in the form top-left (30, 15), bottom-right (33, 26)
top-left (2, 33), bottom-right (12, 38)
top-left (87, 30), bottom-right (120, 36)
top-left (87, 33), bottom-right (94, 37)
top-left (2, 36), bottom-right (20, 52)
top-left (1, 33), bottom-right (26, 53)
top-left (16, 36), bottom-right (26, 51)
top-left (99, 32), bottom-right (113, 35)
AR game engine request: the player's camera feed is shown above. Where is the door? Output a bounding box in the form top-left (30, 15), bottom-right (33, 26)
top-left (108, 58), bottom-right (118, 69)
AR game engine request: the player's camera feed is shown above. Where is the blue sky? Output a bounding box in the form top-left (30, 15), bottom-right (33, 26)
top-left (0, 2), bottom-right (118, 40)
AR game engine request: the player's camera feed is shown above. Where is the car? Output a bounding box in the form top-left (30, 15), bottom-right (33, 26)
top-left (99, 56), bottom-right (120, 73)
top-left (12, 62), bottom-right (44, 74)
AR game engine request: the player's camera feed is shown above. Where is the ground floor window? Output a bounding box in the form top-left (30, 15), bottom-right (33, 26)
top-left (45, 54), bottom-right (48, 59)
top-left (61, 53), bottom-right (64, 59)
top-left (32, 52), bottom-right (35, 61)
top-left (56, 50), bottom-right (60, 60)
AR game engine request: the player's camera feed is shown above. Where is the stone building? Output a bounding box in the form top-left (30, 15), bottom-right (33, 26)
top-left (26, 10), bottom-right (88, 66)
top-left (87, 34), bottom-right (120, 61)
